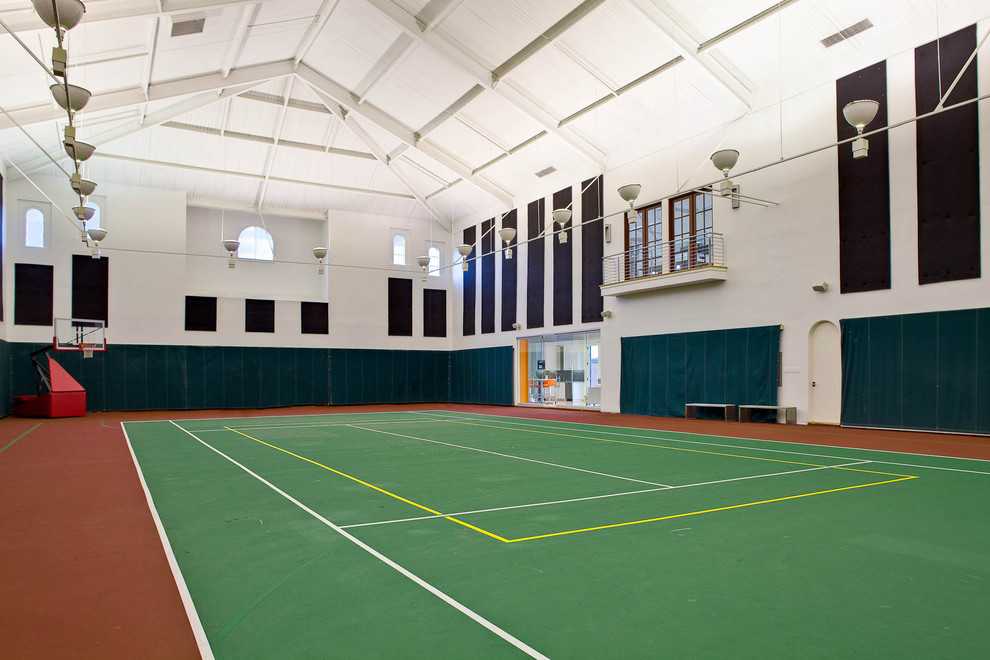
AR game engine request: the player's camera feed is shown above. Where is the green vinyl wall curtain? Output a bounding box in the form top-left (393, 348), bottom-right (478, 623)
top-left (620, 325), bottom-right (780, 417)
top-left (841, 308), bottom-right (990, 433)
top-left (3, 343), bottom-right (512, 413)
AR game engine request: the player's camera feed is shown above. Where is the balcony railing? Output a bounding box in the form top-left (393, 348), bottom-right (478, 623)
top-left (601, 232), bottom-right (726, 295)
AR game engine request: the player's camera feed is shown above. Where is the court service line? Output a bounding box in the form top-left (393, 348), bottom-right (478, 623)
top-left (420, 414), bottom-right (917, 478)
top-left (196, 419), bottom-right (428, 432)
top-left (121, 424), bottom-right (215, 660)
top-left (340, 460), bottom-right (873, 530)
top-left (167, 422), bottom-right (549, 660)
top-left (348, 424), bottom-right (673, 488)
top-left (416, 413), bottom-right (990, 475)
top-left (223, 427), bottom-right (508, 543)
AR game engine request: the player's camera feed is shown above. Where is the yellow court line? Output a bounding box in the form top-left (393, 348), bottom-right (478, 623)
top-left (505, 476), bottom-right (918, 543)
top-left (436, 419), bottom-right (916, 478)
top-left (223, 427), bottom-right (510, 543)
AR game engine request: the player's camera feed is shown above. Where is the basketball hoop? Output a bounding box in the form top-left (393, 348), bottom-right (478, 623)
top-left (80, 343), bottom-right (95, 359)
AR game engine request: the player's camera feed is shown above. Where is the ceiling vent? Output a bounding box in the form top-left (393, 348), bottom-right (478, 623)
top-left (535, 166), bottom-right (557, 178)
top-left (171, 14), bottom-right (206, 37)
top-left (821, 19), bottom-right (873, 48)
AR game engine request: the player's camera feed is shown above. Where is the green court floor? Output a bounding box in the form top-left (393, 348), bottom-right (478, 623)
top-left (123, 412), bottom-right (990, 658)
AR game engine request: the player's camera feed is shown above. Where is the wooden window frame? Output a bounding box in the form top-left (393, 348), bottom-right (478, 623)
top-left (668, 192), bottom-right (713, 271)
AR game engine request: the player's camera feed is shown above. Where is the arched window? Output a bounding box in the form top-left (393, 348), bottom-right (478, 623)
top-left (237, 226), bottom-right (274, 261)
top-left (25, 207), bottom-right (45, 248)
top-left (428, 246), bottom-right (440, 277)
top-left (392, 234), bottom-right (406, 265)
top-left (84, 200), bottom-right (101, 230)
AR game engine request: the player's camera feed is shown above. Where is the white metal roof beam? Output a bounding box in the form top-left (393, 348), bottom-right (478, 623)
top-left (355, 34), bottom-right (417, 103)
top-left (256, 78), bottom-right (294, 211)
top-left (189, 197), bottom-right (329, 221)
top-left (417, 0), bottom-right (466, 32)
top-left (0, 60), bottom-right (297, 130)
top-left (0, 0), bottom-right (266, 33)
top-left (163, 121), bottom-right (377, 160)
top-left (360, 0), bottom-right (605, 167)
top-left (697, 0), bottom-right (804, 52)
top-left (221, 3), bottom-right (258, 78)
top-left (292, 0), bottom-right (344, 65)
top-left (297, 64), bottom-right (514, 208)
top-left (93, 152), bottom-right (418, 200)
top-left (628, 0), bottom-right (754, 108)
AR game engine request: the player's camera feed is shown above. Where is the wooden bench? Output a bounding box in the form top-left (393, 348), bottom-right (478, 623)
top-left (685, 403), bottom-right (737, 422)
top-left (739, 404), bottom-right (797, 425)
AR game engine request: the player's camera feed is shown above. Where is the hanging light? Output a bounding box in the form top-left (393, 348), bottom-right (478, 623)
top-left (86, 228), bottom-right (107, 259)
top-left (416, 254), bottom-right (430, 281)
top-left (552, 209), bottom-right (571, 244)
top-left (842, 99), bottom-right (880, 159)
top-left (31, 0), bottom-right (87, 31)
top-left (618, 184), bottom-right (641, 227)
top-left (312, 246), bottom-right (328, 274)
top-left (498, 227), bottom-right (516, 259)
top-left (456, 244), bottom-right (472, 271)
top-left (64, 139), bottom-right (95, 162)
top-left (70, 173), bottom-right (96, 196)
top-left (710, 149), bottom-right (739, 196)
top-left (50, 83), bottom-right (92, 113)
top-left (222, 239), bottom-right (240, 268)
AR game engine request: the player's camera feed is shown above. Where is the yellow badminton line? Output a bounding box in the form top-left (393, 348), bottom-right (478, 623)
top-left (223, 427), bottom-right (510, 543)
top-left (504, 475), bottom-right (917, 543)
top-left (435, 418), bottom-right (917, 478)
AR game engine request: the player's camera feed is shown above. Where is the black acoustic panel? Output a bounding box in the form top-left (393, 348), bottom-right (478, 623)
top-left (500, 209), bottom-right (518, 331)
top-left (245, 298), bottom-right (275, 333)
top-left (71, 254), bottom-right (109, 325)
top-left (836, 61), bottom-right (891, 293)
top-left (424, 289), bottom-right (446, 337)
top-left (14, 263), bottom-right (54, 326)
top-left (552, 186), bottom-right (573, 326)
top-left (481, 217), bottom-right (495, 334)
top-left (581, 175), bottom-right (604, 322)
top-left (184, 296), bottom-right (217, 332)
top-left (462, 225), bottom-right (476, 336)
top-left (387, 277), bottom-right (413, 336)
top-left (301, 301), bottom-right (329, 334)
top-left (526, 199), bottom-right (545, 329)
top-left (916, 24), bottom-right (980, 285)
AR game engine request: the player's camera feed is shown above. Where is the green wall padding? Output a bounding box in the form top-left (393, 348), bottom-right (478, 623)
top-left (620, 325), bottom-right (780, 418)
top-left (0, 339), bottom-right (11, 417)
top-left (328, 348), bottom-right (454, 406)
top-left (450, 346), bottom-right (513, 405)
top-left (841, 307), bottom-right (990, 433)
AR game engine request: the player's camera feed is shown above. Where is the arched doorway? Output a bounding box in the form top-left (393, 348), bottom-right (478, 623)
top-left (809, 321), bottom-right (841, 424)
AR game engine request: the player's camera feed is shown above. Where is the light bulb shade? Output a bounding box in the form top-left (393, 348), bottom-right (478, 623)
top-left (617, 184), bottom-right (641, 204)
top-left (552, 208), bottom-right (572, 225)
top-left (312, 246), bottom-right (327, 260)
top-left (842, 99), bottom-right (879, 132)
top-left (69, 174), bottom-right (96, 196)
top-left (73, 205), bottom-right (95, 221)
top-left (50, 83), bottom-right (91, 112)
top-left (222, 239), bottom-right (240, 254)
top-left (64, 139), bottom-right (95, 162)
top-left (86, 228), bottom-right (107, 242)
top-left (710, 149), bottom-right (739, 175)
top-left (498, 227), bottom-right (516, 244)
top-left (456, 244), bottom-right (472, 257)
top-left (32, 0), bottom-right (86, 30)
top-left (416, 255), bottom-right (430, 268)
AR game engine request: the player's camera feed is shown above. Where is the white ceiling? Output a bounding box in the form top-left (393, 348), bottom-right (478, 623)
top-left (0, 0), bottom-right (986, 228)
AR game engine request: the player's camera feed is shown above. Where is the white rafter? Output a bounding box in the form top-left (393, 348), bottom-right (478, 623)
top-left (255, 77), bottom-right (294, 211)
top-left (360, 0), bottom-right (605, 167)
top-left (221, 3), bottom-right (258, 79)
top-left (297, 63), bottom-right (514, 209)
top-left (292, 0), bottom-right (345, 65)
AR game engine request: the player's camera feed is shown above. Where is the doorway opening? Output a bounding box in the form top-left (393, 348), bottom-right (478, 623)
top-left (518, 330), bottom-right (601, 409)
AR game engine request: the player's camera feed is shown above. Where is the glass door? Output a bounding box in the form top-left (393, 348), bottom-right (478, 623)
top-left (518, 330), bottom-right (601, 408)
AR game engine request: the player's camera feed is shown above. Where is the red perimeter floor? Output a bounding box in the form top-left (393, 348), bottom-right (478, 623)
top-left (2, 404), bottom-right (987, 658)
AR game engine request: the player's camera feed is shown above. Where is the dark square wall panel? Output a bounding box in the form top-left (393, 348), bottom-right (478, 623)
top-left (915, 24), bottom-right (980, 284)
top-left (836, 61), bottom-right (891, 293)
top-left (424, 289), bottom-right (446, 337)
top-left (14, 263), bottom-right (54, 326)
top-left (552, 186), bottom-right (573, 326)
top-left (245, 299), bottom-right (275, 333)
top-left (526, 199), bottom-right (545, 329)
top-left (462, 225), bottom-right (476, 336)
top-left (581, 175), bottom-right (604, 322)
top-left (481, 217), bottom-right (495, 334)
top-left (185, 296), bottom-right (217, 332)
top-left (301, 301), bottom-right (329, 334)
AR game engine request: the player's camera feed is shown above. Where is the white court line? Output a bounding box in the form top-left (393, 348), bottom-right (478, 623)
top-left (166, 421), bottom-right (549, 660)
top-left (123, 410), bottom-right (452, 425)
top-left (348, 424), bottom-right (672, 488)
top-left (121, 423), bottom-right (215, 660)
top-left (340, 461), bottom-right (872, 530)
top-left (415, 412), bottom-right (990, 475)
